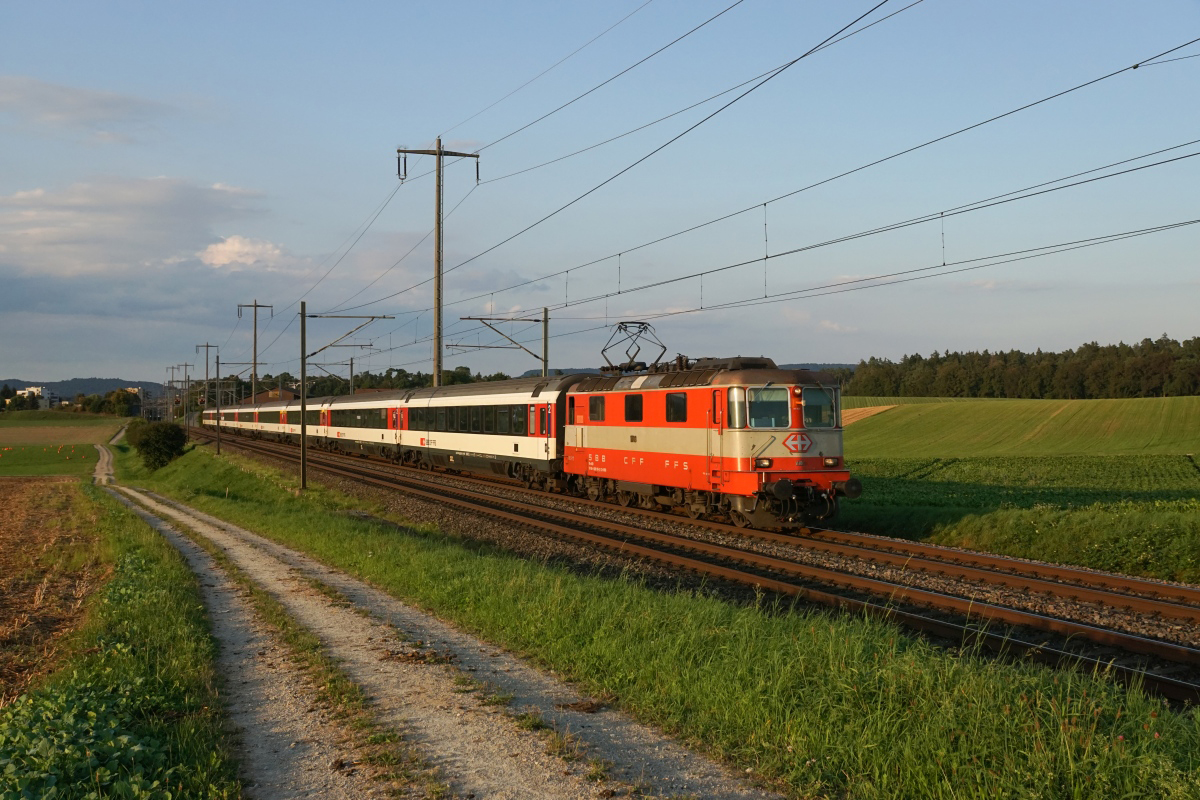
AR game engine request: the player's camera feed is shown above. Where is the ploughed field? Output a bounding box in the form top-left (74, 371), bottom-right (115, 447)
top-left (839, 396), bottom-right (1200, 584)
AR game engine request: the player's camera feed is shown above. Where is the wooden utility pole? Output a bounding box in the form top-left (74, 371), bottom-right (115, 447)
top-left (179, 363), bottom-right (193, 436)
top-left (196, 343), bottom-right (217, 408)
top-left (300, 301), bottom-right (307, 490)
top-left (238, 299), bottom-right (273, 401)
top-left (396, 138), bottom-right (479, 387)
top-left (215, 354), bottom-right (222, 454)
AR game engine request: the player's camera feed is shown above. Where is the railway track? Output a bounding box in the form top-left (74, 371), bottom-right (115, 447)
top-left (190, 428), bottom-right (1200, 703)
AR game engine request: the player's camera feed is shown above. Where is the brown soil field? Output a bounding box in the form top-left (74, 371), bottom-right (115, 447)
top-left (0, 478), bottom-right (106, 705)
top-left (0, 424), bottom-right (123, 445)
top-left (842, 405), bottom-right (895, 426)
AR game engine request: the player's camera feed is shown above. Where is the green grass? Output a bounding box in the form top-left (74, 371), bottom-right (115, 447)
top-left (844, 395), bottom-right (1200, 457)
top-left (840, 456), bottom-right (1200, 583)
top-left (115, 443), bottom-right (1200, 800)
top-left (843, 396), bottom-right (999, 409)
top-left (0, 444), bottom-right (99, 476)
top-left (0, 482), bottom-right (239, 798)
top-left (0, 410), bottom-right (126, 426)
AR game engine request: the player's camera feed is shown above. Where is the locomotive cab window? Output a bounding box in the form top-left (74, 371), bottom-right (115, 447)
top-left (748, 387), bottom-right (789, 428)
top-left (802, 387), bottom-right (838, 428)
top-left (665, 392), bottom-right (687, 423)
top-left (589, 395), bottom-right (605, 422)
top-left (624, 394), bottom-right (643, 423)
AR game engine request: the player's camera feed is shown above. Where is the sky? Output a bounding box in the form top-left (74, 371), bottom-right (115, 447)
top-left (2, 0), bottom-right (1198, 383)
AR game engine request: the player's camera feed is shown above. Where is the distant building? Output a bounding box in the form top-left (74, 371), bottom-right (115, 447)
top-left (15, 386), bottom-right (60, 407)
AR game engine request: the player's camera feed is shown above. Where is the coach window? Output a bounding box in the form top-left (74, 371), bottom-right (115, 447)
top-left (539, 406), bottom-right (548, 435)
top-left (436, 407), bottom-right (447, 432)
top-left (511, 405), bottom-right (527, 435)
top-left (470, 406), bottom-right (481, 433)
top-left (625, 394), bottom-right (643, 422)
top-left (589, 395), bottom-right (605, 422)
top-left (497, 405), bottom-right (510, 434)
top-left (665, 392), bottom-right (687, 423)
top-left (727, 388), bottom-right (747, 429)
top-left (748, 387), bottom-right (790, 428)
top-left (483, 406), bottom-right (495, 434)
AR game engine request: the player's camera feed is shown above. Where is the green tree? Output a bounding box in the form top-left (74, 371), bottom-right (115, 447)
top-left (130, 422), bottom-right (188, 470)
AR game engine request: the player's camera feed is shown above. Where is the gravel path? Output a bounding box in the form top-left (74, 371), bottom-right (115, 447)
top-left (107, 489), bottom-right (386, 798)
top-left (101, 445), bottom-right (779, 798)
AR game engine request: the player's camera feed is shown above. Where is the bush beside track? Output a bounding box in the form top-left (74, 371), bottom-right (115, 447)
top-left (115, 442), bottom-right (1200, 800)
top-left (0, 481), bottom-right (239, 799)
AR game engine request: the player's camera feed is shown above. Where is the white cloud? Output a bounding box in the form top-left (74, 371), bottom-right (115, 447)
top-left (819, 319), bottom-right (858, 333)
top-left (0, 75), bottom-right (171, 142)
top-left (0, 176), bottom-right (264, 276)
top-left (199, 235), bottom-right (285, 269)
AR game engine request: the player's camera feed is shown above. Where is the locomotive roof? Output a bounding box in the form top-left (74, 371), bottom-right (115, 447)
top-left (570, 359), bottom-right (837, 393)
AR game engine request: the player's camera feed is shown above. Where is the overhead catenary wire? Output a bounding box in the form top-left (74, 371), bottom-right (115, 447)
top-left (335, 0), bottom-right (899, 315)
top-left (338, 31), bottom-right (1199, 318)
top-left (480, 0), bottom-right (927, 185)
top-left (477, 0), bottom-right (750, 154)
top-left (384, 217), bottom-right (1200, 364)
top-left (439, 0), bottom-right (658, 138)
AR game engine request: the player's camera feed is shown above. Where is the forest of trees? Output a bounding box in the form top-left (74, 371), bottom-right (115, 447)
top-left (840, 335), bottom-right (1200, 399)
top-left (252, 365), bottom-right (512, 399)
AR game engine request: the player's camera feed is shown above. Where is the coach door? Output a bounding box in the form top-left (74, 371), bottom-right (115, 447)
top-left (707, 389), bottom-right (724, 489)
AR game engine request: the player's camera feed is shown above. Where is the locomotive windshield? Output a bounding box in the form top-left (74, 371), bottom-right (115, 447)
top-left (802, 387), bottom-right (837, 428)
top-left (748, 387), bottom-right (790, 428)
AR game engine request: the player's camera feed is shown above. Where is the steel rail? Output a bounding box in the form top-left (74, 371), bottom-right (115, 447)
top-left (192, 428), bottom-right (1200, 624)
top-left (192, 429), bottom-right (1200, 703)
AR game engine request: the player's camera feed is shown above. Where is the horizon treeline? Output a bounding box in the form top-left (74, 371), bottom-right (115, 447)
top-left (838, 334), bottom-right (1200, 399)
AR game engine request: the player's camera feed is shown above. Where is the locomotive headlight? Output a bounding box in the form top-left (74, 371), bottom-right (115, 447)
top-left (754, 457), bottom-right (773, 469)
top-left (823, 457), bottom-right (839, 468)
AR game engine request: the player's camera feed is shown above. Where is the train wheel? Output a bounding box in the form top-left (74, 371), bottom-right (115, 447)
top-left (685, 504), bottom-right (703, 520)
top-left (729, 510), bottom-right (752, 528)
top-left (615, 491), bottom-right (633, 507)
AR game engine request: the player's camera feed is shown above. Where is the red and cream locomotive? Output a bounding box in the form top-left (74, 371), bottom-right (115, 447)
top-left (201, 355), bottom-right (861, 530)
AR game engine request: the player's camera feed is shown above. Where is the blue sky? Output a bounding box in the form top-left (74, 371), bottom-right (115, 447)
top-left (2, 0), bottom-right (1198, 382)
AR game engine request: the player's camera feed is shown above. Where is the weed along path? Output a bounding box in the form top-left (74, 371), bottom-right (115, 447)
top-left (105, 483), bottom-right (777, 797)
top-left (105, 489), bottom-right (390, 799)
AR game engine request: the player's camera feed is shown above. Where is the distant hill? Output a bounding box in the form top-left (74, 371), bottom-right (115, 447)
top-left (0, 378), bottom-right (163, 397)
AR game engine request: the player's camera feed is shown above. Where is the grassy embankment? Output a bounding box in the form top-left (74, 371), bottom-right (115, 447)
top-left (115, 442), bottom-right (1200, 800)
top-left (840, 396), bottom-right (1200, 583)
top-left (0, 471), bottom-right (238, 796)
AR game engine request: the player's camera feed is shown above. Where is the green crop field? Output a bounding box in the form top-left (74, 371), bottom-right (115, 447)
top-left (838, 396), bottom-right (1200, 583)
top-left (842, 395), bottom-right (998, 409)
top-left (0, 444), bottom-right (100, 476)
top-left (843, 395), bottom-right (1200, 457)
